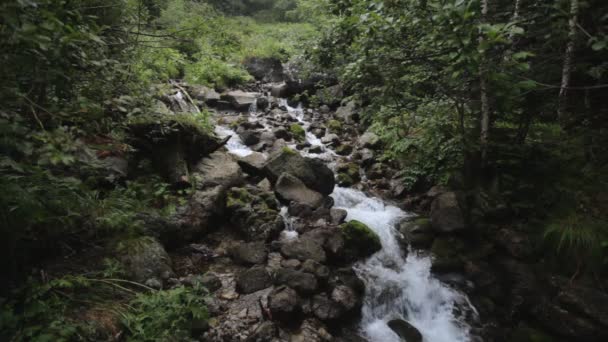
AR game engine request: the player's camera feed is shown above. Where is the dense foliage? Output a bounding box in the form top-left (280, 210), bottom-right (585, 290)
top-left (305, 0), bottom-right (608, 273)
top-left (0, 0), bottom-right (314, 339)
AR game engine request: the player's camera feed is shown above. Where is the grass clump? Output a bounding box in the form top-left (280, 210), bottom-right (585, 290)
top-left (290, 124), bottom-right (305, 142)
top-left (121, 285), bottom-right (209, 341)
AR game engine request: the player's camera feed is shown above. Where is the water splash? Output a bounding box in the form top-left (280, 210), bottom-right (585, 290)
top-left (214, 125), bottom-right (253, 157)
top-left (332, 187), bottom-right (475, 342)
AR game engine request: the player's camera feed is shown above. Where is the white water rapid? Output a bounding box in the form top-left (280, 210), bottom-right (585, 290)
top-left (215, 97), bottom-right (475, 342)
top-left (333, 187), bottom-right (475, 342)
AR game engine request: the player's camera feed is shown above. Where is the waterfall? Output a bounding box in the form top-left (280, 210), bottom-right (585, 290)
top-left (332, 187), bottom-right (475, 342)
top-left (214, 97), bottom-right (476, 342)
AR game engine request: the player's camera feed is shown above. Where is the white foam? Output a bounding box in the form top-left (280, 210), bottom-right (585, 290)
top-left (332, 187), bottom-right (475, 342)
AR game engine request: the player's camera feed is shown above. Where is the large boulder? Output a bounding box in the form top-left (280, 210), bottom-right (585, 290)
top-left (191, 150), bottom-right (243, 190)
top-left (230, 241), bottom-right (268, 265)
top-left (280, 234), bottom-right (327, 263)
top-left (341, 220), bottom-right (382, 260)
top-left (264, 148), bottom-right (335, 195)
top-left (188, 85), bottom-right (221, 106)
top-left (221, 90), bottom-right (260, 112)
top-left (237, 151), bottom-right (267, 177)
top-left (128, 117), bottom-right (225, 185)
top-left (398, 217), bottom-right (435, 249)
top-left (387, 319), bottom-right (423, 342)
top-left (268, 286), bottom-right (300, 321)
top-left (335, 101), bottom-right (359, 124)
top-left (357, 132), bottom-right (381, 149)
top-left (236, 265), bottom-right (272, 294)
top-left (430, 192), bottom-right (466, 233)
top-left (117, 237), bottom-right (174, 285)
top-left (274, 268), bottom-right (319, 295)
top-left (243, 57), bottom-right (284, 83)
top-left (275, 173), bottom-right (324, 208)
top-left (226, 186), bottom-right (284, 241)
top-left (315, 85), bottom-right (343, 108)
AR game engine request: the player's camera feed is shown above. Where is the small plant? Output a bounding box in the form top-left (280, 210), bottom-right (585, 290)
top-left (289, 123), bottom-right (305, 142)
top-left (121, 285), bottom-right (209, 341)
top-left (544, 213), bottom-right (606, 280)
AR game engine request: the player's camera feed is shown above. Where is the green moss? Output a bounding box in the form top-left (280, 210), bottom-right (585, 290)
top-left (335, 144), bottom-right (353, 156)
top-left (337, 173), bottom-right (354, 186)
top-left (226, 187), bottom-right (254, 208)
top-left (341, 220), bottom-right (382, 254)
top-left (327, 119), bottom-right (342, 132)
top-left (289, 123), bottom-right (305, 142)
top-left (282, 146), bottom-right (297, 155)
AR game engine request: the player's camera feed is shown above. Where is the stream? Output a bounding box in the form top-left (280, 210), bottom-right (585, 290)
top-left (213, 96), bottom-right (477, 342)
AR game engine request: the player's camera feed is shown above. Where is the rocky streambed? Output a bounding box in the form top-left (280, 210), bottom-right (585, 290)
top-left (115, 77), bottom-right (608, 342)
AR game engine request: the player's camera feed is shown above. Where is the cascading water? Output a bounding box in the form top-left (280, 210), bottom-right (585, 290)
top-left (214, 95), bottom-right (476, 342)
top-left (332, 187), bottom-right (476, 342)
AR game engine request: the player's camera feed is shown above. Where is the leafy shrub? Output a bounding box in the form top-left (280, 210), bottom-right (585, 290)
top-left (121, 285), bottom-right (208, 341)
top-left (184, 57), bottom-right (252, 88)
top-left (133, 47), bottom-right (185, 84)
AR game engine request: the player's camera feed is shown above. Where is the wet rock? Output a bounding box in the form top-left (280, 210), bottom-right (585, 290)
top-left (226, 186), bottom-right (284, 241)
top-left (118, 237), bottom-right (174, 285)
top-left (301, 260), bottom-right (330, 283)
top-left (430, 192), bottom-right (466, 233)
top-left (533, 300), bottom-right (606, 341)
top-left (246, 321), bottom-right (278, 342)
top-left (281, 259), bottom-right (301, 269)
top-left (221, 90), bottom-right (260, 111)
top-left (189, 85), bottom-right (220, 105)
top-left (239, 130), bottom-right (261, 146)
top-left (357, 132), bottom-right (381, 149)
top-left (309, 145), bottom-right (324, 154)
top-left (201, 273), bottom-right (222, 292)
top-left (243, 56), bottom-right (284, 83)
top-left (273, 127), bottom-right (291, 140)
top-left (330, 208), bottom-right (348, 225)
top-left (192, 150), bottom-right (243, 190)
top-left (387, 319), bottom-right (422, 342)
top-left (271, 83), bottom-right (289, 98)
top-left (236, 265), bottom-right (272, 294)
top-left (311, 294), bottom-right (343, 321)
top-left (321, 133), bottom-right (339, 145)
top-left (430, 236), bottom-right (466, 273)
top-left (264, 148), bottom-right (335, 195)
top-left (335, 101), bottom-right (359, 124)
top-left (355, 148), bottom-right (375, 167)
top-left (230, 241), bottom-right (268, 265)
top-left (280, 235), bottom-right (327, 263)
top-left (330, 285), bottom-right (358, 312)
top-left (335, 144), bottom-right (353, 156)
top-left (341, 220), bottom-right (382, 260)
top-left (315, 85), bottom-right (343, 108)
top-left (398, 217), bottom-right (435, 249)
top-left (274, 267), bottom-right (319, 295)
top-left (291, 318), bottom-right (333, 342)
top-left (268, 286), bottom-right (300, 321)
top-left (237, 152), bottom-right (267, 177)
top-left (275, 172), bottom-right (324, 208)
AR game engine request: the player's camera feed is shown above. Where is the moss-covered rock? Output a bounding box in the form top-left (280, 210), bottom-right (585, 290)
top-left (337, 173), bottom-right (354, 187)
top-left (225, 186), bottom-right (283, 241)
top-left (117, 236), bottom-right (174, 284)
top-left (430, 236), bottom-right (466, 273)
top-left (327, 119), bottom-right (342, 132)
top-left (341, 220), bottom-right (382, 259)
top-left (337, 162), bottom-right (360, 183)
top-left (335, 144), bottom-right (353, 156)
top-left (289, 124), bottom-right (305, 142)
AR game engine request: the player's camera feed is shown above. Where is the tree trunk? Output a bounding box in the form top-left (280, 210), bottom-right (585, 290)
top-left (557, 0), bottom-right (579, 125)
top-left (479, 0), bottom-right (491, 168)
